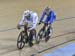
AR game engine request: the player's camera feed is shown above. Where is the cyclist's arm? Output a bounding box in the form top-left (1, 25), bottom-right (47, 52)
top-left (40, 11), bottom-right (46, 22)
top-left (19, 13), bottom-right (26, 25)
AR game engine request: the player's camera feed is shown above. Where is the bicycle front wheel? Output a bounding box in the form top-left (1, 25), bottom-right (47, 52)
top-left (17, 31), bottom-right (27, 49)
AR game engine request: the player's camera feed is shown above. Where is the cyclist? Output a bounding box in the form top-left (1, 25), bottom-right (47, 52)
top-left (17, 10), bottom-right (38, 47)
top-left (38, 6), bottom-right (56, 42)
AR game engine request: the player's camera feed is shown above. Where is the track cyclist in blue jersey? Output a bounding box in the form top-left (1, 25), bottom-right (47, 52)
top-left (38, 6), bottom-right (56, 42)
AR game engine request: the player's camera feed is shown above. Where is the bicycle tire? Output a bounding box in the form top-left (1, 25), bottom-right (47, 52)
top-left (17, 31), bottom-right (27, 49)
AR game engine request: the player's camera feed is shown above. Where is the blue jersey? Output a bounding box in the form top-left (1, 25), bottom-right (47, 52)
top-left (40, 10), bottom-right (56, 24)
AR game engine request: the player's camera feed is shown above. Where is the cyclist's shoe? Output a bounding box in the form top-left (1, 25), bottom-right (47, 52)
top-left (45, 36), bottom-right (51, 42)
top-left (32, 40), bottom-right (36, 44)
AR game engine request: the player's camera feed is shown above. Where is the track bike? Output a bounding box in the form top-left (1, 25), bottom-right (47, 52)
top-left (17, 25), bottom-right (36, 49)
top-left (36, 22), bottom-right (53, 44)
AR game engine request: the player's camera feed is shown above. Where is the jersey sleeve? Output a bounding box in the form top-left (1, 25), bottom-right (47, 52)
top-left (40, 11), bottom-right (46, 22)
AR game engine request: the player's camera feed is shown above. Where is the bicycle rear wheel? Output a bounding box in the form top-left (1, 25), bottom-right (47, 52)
top-left (17, 31), bottom-right (27, 49)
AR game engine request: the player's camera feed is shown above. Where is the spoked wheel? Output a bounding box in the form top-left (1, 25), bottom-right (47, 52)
top-left (17, 31), bottom-right (27, 49)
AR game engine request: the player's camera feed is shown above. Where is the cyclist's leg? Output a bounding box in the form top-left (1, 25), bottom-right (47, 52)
top-left (28, 29), bottom-right (36, 47)
top-left (41, 23), bottom-right (46, 31)
top-left (28, 30), bottom-right (33, 47)
top-left (43, 18), bottom-right (49, 36)
top-left (31, 29), bottom-right (36, 44)
top-left (48, 24), bottom-right (53, 36)
top-left (24, 25), bottom-right (28, 43)
top-left (45, 24), bottom-right (52, 42)
top-left (47, 24), bottom-right (52, 36)
top-left (43, 17), bottom-right (49, 31)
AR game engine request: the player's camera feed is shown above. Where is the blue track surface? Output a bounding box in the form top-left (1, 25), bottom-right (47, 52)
top-left (43, 44), bottom-right (75, 56)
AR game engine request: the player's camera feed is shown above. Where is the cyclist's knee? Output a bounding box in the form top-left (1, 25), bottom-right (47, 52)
top-left (48, 24), bottom-right (52, 29)
top-left (30, 29), bottom-right (36, 35)
top-left (24, 26), bottom-right (27, 31)
top-left (42, 24), bottom-right (47, 30)
top-left (47, 25), bottom-right (52, 32)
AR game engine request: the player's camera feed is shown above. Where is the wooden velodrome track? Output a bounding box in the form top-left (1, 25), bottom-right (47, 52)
top-left (0, 0), bottom-right (75, 56)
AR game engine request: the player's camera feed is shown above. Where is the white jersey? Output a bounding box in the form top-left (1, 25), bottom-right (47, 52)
top-left (19, 11), bottom-right (38, 30)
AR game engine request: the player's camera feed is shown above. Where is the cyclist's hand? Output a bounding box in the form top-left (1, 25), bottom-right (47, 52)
top-left (17, 24), bottom-right (21, 29)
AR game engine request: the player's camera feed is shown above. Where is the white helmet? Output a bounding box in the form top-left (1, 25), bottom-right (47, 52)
top-left (24, 10), bottom-right (31, 17)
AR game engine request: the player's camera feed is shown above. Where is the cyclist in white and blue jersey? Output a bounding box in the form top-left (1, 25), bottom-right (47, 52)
top-left (38, 6), bottom-right (56, 42)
